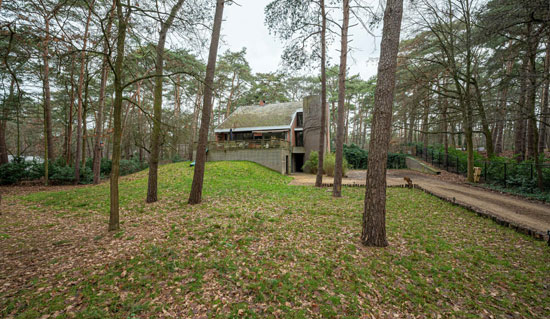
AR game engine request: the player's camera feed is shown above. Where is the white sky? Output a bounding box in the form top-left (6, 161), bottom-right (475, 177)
top-left (220, 0), bottom-right (382, 80)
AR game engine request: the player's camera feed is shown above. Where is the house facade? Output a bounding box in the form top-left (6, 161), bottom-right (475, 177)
top-left (207, 95), bottom-right (330, 174)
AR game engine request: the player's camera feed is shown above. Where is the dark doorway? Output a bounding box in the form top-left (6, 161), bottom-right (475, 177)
top-left (294, 153), bottom-right (304, 172)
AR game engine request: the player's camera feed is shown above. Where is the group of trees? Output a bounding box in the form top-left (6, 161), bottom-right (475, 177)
top-left (394, 0), bottom-right (550, 185)
top-left (0, 0), bottom-right (418, 248)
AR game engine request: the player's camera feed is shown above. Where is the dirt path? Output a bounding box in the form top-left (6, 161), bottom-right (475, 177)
top-left (290, 170), bottom-right (550, 238)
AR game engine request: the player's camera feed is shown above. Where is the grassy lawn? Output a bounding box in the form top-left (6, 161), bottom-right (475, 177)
top-left (1, 161), bottom-right (549, 318)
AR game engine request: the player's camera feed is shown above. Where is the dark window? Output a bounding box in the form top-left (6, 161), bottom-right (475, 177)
top-left (296, 112), bottom-right (303, 128)
top-left (295, 131), bottom-right (304, 147)
top-left (233, 132), bottom-right (253, 140)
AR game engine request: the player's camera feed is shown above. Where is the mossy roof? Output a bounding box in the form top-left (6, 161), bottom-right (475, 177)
top-left (216, 101), bottom-right (302, 130)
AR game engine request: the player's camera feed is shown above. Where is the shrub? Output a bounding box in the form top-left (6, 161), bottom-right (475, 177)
top-left (343, 144), bottom-right (407, 169)
top-left (85, 157), bottom-right (112, 176)
top-left (0, 158), bottom-right (29, 185)
top-left (302, 151), bottom-right (319, 174)
top-left (0, 156), bottom-right (146, 185)
top-left (119, 158), bottom-right (148, 176)
top-left (323, 153), bottom-right (348, 177)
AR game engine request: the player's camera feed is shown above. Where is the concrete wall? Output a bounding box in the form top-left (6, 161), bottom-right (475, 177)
top-left (303, 95), bottom-right (321, 164)
top-left (207, 148), bottom-right (290, 174)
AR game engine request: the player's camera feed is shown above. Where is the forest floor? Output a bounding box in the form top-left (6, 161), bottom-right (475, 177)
top-left (1, 162), bottom-right (549, 318)
top-left (291, 169), bottom-right (550, 238)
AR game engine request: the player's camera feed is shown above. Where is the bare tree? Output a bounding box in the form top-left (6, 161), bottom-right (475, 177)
top-left (146, 0), bottom-right (186, 203)
top-left (332, 0), bottom-right (350, 197)
top-left (539, 36), bottom-right (550, 153)
top-left (93, 0), bottom-right (116, 184)
top-left (361, 0), bottom-right (403, 247)
top-left (188, 0), bottom-right (225, 205)
top-left (109, 0), bottom-right (131, 231)
top-left (315, 0), bottom-right (328, 187)
top-left (74, 0), bottom-right (94, 184)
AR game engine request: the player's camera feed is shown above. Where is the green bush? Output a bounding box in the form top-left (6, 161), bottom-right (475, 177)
top-left (302, 151), bottom-right (319, 174)
top-left (323, 153), bottom-right (348, 177)
top-left (119, 158), bottom-right (148, 176)
top-left (343, 144), bottom-right (407, 169)
top-left (0, 156), bottom-right (146, 185)
top-left (0, 158), bottom-right (29, 184)
top-left (85, 157), bottom-right (112, 176)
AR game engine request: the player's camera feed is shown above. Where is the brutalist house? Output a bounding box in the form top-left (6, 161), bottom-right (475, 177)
top-left (208, 95), bottom-right (330, 174)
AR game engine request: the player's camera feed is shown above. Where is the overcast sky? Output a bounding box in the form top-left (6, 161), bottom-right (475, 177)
top-left (219, 0), bottom-right (382, 80)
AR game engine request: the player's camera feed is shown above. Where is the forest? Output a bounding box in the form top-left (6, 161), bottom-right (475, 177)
top-left (1, 0), bottom-right (550, 318)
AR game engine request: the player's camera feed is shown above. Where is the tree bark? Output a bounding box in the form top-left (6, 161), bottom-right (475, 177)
top-left (188, 0), bottom-right (225, 205)
top-left (514, 55), bottom-right (529, 162)
top-left (93, 1), bottom-right (115, 184)
top-left (315, 0), bottom-right (327, 187)
top-left (42, 18), bottom-right (55, 163)
top-left (146, 0), bottom-right (185, 203)
top-left (538, 37), bottom-right (550, 153)
top-left (109, 0), bottom-right (129, 231)
top-left (82, 72), bottom-right (89, 169)
top-left (187, 82), bottom-right (202, 161)
top-left (361, 0), bottom-right (403, 247)
top-left (332, 0), bottom-right (350, 198)
top-left (0, 79), bottom-right (13, 165)
top-left (473, 79), bottom-right (494, 157)
top-left (65, 58), bottom-right (76, 165)
top-left (225, 71), bottom-right (237, 119)
top-left (421, 94), bottom-right (429, 147)
top-left (74, 1), bottom-right (94, 184)
top-left (494, 57), bottom-right (514, 154)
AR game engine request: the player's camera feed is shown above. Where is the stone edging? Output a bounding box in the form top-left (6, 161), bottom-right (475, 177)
top-left (410, 184), bottom-right (548, 242)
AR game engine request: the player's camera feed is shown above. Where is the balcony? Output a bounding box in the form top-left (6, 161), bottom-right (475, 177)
top-left (207, 139), bottom-right (290, 151)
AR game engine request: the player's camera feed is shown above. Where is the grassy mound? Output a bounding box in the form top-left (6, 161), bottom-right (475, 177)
top-left (1, 161), bottom-right (549, 318)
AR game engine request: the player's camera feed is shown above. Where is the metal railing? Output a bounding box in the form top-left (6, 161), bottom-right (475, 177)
top-left (415, 145), bottom-right (550, 191)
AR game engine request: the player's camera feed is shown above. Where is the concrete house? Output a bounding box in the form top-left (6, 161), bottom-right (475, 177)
top-left (207, 95), bottom-right (330, 174)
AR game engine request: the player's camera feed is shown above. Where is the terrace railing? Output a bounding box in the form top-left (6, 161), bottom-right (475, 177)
top-left (208, 139), bottom-right (290, 151)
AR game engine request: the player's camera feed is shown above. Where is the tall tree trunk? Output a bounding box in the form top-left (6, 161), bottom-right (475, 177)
top-left (188, 0), bottom-right (225, 205)
top-left (407, 103), bottom-right (416, 143)
top-left (514, 55), bottom-right (529, 162)
top-left (74, 2), bottom-right (93, 184)
top-left (538, 37), bottom-right (550, 153)
top-left (174, 76), bottom-right (181, 157)
top-left (66, 59), bottom-right (75, 165)
top-left (82, 72), bottom-right (89, 169)
top-left (495, 57), bottom-right (514, 154)
top-left (361, 0), bottom-right (403, 247)
top-left (187, 82), bottom-right (202, 161)
top-left (332, 0), bottom-right (350, 198)
top-left (441, 92), bottom-right (448, 155)
top-left (42, 19), bottom-right (55, 161)
top-left (42, 18), bottom-right (55, 168)
top-left (225, 71), bottom-right (237, 119)
top-left (473, 80), bottom-right (494, 157)
top-left (524, 22), bottom-right (543, 189)
top-left (0, 79), bottom-right (13, 165)
top-left (109, 0), bottom-right (129, 231)
top-left (315, 0), bottom-right (327, 187)
top-left (93, 1), bottom-right (115, 184)
top-left (421, 95), bottom-right (429, 147)
top-left (146, 0), bottom-right (186, 203)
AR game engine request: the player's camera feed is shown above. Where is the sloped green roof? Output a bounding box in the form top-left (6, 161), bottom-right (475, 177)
top-left (216, 101), bottom-right (302, 131)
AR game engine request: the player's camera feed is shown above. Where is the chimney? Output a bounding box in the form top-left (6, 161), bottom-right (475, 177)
top-left (259, 100), bottom-right (265, 106)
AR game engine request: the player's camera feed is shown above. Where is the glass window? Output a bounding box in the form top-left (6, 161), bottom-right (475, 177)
top-left (295, 131), bottom-right (304, 147)
top-left (296, 112), bottom-right (304, 127)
